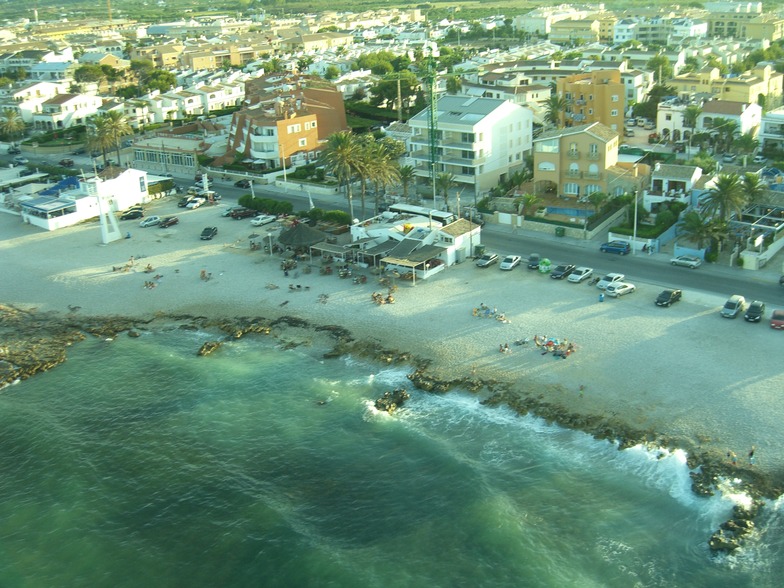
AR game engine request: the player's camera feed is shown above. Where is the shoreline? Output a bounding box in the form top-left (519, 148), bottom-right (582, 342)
top-left (0, 303), bottom-right (776, 553)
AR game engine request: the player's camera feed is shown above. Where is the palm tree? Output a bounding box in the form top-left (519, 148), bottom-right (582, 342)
top-left (398, 165), bottom-right (416, 203)
top-left (682, 105), bottom-right (701, 149)
top-left (435, 172), bottom-right (456, 210)
top-left (104, 110), bottom-right (132, 164)
top-left (733, 132), bottom-right (758, 166)
top-left (0, 108), bottom-right (25, 143)
top-left (366, 141), bottom-right (401, 215)
top-left (86, 115), bottom-right (114, 165)
top-left (741, 172), bottom-right (765, 203)
top-left (519, 193), bottom-right (542, 216)
top-left (319, 131), bottom-right (360, 219)
top-left (701, 173), bottom-right (747, 223)
top-left (587, 191), bottom-right (609, 215)
top-left (544, 93), bottom-right (568, 129)
top-left (711, 117), bottom-right (739, 154)
top-left (676, 210), bottom-right (720, 249)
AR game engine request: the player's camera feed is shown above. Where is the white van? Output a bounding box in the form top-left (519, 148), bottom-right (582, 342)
top-left (636, 117), bottom-right (647, 127)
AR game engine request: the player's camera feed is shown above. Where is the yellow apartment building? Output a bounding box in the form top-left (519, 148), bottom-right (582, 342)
top-left (557, 70), bottom-right (625, 132)
top-left (670, 65), bottom-right (783, 108)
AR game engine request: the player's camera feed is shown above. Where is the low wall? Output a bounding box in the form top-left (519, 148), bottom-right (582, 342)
top-left (491, 206), bottom-right (627, 240)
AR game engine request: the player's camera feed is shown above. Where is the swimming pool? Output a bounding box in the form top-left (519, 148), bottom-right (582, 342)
top-left (545, 206), bottom-right (591, 217)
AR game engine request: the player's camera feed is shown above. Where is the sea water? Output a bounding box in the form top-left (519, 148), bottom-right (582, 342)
top-left (1, 329), bottom-right (782, 588)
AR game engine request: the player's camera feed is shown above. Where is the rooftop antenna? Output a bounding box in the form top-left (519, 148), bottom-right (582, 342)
top-left (107, 0), bottom-right (112, 23)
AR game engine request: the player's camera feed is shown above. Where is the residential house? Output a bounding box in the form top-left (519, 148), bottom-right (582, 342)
top-left (549, 19), bottom-right (601, 45)
top-left (644, 162), bottom-right (704, 211)
top-left (699, 100), bottom-right (761, 139)
top-left (278, 32), bottom-right (354, 53)
top-left (533, 121), bottom-right (647, 200)
top-left (758, 105), bottom-right (784, 151)
top-left (132, 135), bottom-right (203, 177)
top-left (0, 81), bottom-right (63, 123)
top-left (408, 95), bottom-right (533, 197)
top-left (28, 61), bottom-right (77, 89)
top-left (228, 76), bottom-right (348, 169)
top-left (32, 93), bottom-right (103, 130)
top-left (670, 65), bottom-right (783, 108)
top-left (557, 69), bottom-right (625, 132)
top-left (512, 5), bottom-right (593, 36)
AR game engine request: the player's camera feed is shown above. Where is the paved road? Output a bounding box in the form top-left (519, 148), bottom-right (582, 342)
top-left (5, 146), bottom-right (783, 306)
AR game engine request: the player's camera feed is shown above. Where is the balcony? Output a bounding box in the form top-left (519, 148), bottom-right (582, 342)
top-left (565, 170), bottom-right (581, 178)
top-left (585, 171), bottom-right (602, 180)
top-left (586, 152), bottom-right (600, 160)
top-left (567, 149), bottom-right (580, 159)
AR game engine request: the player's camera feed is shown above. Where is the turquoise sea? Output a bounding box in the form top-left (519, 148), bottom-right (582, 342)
top-left (1, 328), bottom-right (782, 587)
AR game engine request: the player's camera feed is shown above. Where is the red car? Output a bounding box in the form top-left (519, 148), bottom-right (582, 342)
top-left (159, 216), bottom-right (179, 228)
top-left (771, 310), bottom-right (784, 330)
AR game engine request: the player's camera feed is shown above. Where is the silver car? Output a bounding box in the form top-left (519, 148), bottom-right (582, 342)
top-left (568, 266), bottom-right (593, 283)
top-left (670, 255), bottom-right (702, 269)
top-left (499, 255), bottom-right (521, 270)
top-left (597, 272), bottom-right (625, 290)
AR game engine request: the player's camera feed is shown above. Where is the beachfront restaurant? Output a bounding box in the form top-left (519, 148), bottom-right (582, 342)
top-left (19, 196), bottom-right (82, 230)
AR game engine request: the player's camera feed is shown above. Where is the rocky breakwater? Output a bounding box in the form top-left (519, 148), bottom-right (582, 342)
top-left (0, 304), bottom-right (144, 388)
top-left (374, 388), bottom-right (411, 414)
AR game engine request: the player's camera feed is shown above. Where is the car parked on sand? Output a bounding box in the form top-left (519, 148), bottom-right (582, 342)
top-left (221, 206), bottom-right (245, 217)
top-left (550, 264), bottom-right (576, 279)
top-left (178, 197), bottom-right (194, 208)
top-left (476, 253), bottom-right (499, 268)
top-left (526, 253), bottom-right (541, 270)
top-left (250, 214), bottom-right (276, 227)
top-left (720, 295), bottom-right (746, 318)
top-left (771, 309), bottom-right (784, 329)
top-left (200, 226), bottom-right (218, 240)
top-left (58, 158), bottom-right (74, 167)
top-left (159, 216), bottom-right (179, 228)
top-left (606, 282), bottom-right (636, 297)
top-left (670, 255), bottom-right (702, 269)
top-left (12, 155), bottom-right (29, 165)
top-left (7, 145), bottom-right (21, 154)
top-left (744, 300), bottom-right (766, 323)
top-left (599, 240), bottom-right (630, 255)
top-left (186, 197), bottom-right (206, 209)
top-left (120, 209), bottom-right (144, 220)
top-left (499, 255), bottom-right (521, 270)
top-left (568, 267), bottom-right (593, 283)
top-left (597, 273), bottom-right (625, 290)
top-left (655, 289), bottom-right (682, 307)
top-left (752, 154), bottom-right (767, 165)
top-left (140, 216), bottom-right (161, 228)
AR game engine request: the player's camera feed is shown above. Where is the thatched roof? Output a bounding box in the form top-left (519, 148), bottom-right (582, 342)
top-left (277, 223), bottom-right (328, 247)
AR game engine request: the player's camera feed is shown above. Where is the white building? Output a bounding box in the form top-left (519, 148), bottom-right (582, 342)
top-left (32, 93), bottom-right (103, 131)
top-left (699, 100), bottom-right (761, 138)
top-left (408, 95), bottom-right (533, 197)
top-left (757, 105), bottom-right (784, 151)
top-left (0, 81), bottom-right (63, 124)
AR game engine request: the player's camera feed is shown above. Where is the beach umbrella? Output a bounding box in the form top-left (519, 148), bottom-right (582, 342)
top-left (277, 223), bottom-right (328, 247)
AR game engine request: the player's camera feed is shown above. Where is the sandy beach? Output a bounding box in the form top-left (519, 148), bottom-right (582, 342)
top-left (2, 201), bottom-right (783, 490)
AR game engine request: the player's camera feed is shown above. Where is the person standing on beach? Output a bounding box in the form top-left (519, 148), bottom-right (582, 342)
top-left (749, 446), bottom-right (756, 466)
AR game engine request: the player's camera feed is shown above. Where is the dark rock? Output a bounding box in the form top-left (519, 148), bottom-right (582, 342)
top-left (197, 341), bottom-right (222, 356)
top-left (374, 388), bottom-right (411, 414)
top-left (128, 330), bottom-right (141, 338)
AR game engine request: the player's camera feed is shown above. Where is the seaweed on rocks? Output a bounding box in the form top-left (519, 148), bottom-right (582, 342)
top-left (374, 388), bottom-right (411, 414)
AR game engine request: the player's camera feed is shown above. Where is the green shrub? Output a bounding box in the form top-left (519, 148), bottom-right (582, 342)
top-left (323, 210), bottom-right (351, 225)
top-left (655, 209), bottom-right (675, 227)
top-left (705, 250), bottom-right (719, 263)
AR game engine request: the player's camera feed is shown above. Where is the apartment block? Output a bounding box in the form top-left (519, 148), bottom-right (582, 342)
top-left (557, 70), bottom-right (625, 132)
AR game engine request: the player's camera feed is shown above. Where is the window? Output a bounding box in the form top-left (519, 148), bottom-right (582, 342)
top-left (611, 95), bottom-right (619, 102)
top-left (665, 114), bottom-right (671, 121)
top-left (611, 109), bottom-right (618, 117)
top-left (535, 139), bottom-right (559, 153)
top-left (537, 161), bottom-right (556, 171)
top-left (287, 123), bottom-right (301, 134)
top-left (564, 182), bottom-right (579, 195)
top-left (461, 166), bottom-right (472, 175)
top-left (461, 132), bottom-right (475, 143)
top-left (298, 138), bottom-right (307, 147)
top-left (589, 144), bottom-right (599, 156)
top-left (568, 162), bottom-right (579, 174)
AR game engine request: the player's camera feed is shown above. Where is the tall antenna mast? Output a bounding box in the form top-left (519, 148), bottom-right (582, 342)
top-left (107, 0), bottom-right (112, 22)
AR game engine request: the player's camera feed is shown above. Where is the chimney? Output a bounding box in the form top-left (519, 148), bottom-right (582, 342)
top-left (655, 162), bottom-right (661, 171)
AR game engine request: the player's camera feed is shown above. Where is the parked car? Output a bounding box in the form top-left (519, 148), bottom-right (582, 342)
top-left (139, 216), bottom-right (161, 228)
top-left (476, 253), bottom-right (499, 268)
top-left (550, 264), bottom-right (576, 279)
top-left (200, 226), bottom-right (218, 240)
top-left (623, 128), bottom-right (635, 137)
top-left (720, 295), bottom-right (746, 318)
top-left (568, 266), bottom-right (593, 283)
top-left (670, 255), bottom-right (702, 269)
top-left (251, 214), bottom-right (276, 227)
top-left (71, 147), bottom-right (86, 155)
top-left (120, 209), bottom-right (144, 220)
top-left (230, 208), bottom-right (257, 219)
top-left (744, 300), bottom-right (766, 322)
top-left (19, 169), bottom-right (36, 177)
top-left (722, 153), bottom-right (737, 163)
top-left (12, 155), bottom-right (29, 165)
top-left (499, 255), bottom-right (521, 270)
top-left (656, 289), bottom-right (682, 307)
top-left (58, 158), bottom-right (74, 167)
top-left (234, 179), bottom-right (251, 188)
top-left (178, 197), bottom-right (194, 208)
top-left (770, 309), bottom-right (784, 329)
top-left (221, 206), bottom-right (246, 217)
top-left (159, 216), bottom-right (179, 228)
top-left (752, 154), bottom-right (767, 164)
top-left (600, 240), bottom-right (630, 255)
top-left (7, 145), bottom-right (21, 155)
top-left (527, 253), bottom-right (541, 270)
top-left (597, 272), bottom-right (625, 290)
top-left (186, 198), bottom-right (206, 209)
top-left (606, 282), bottom-right (636, 297)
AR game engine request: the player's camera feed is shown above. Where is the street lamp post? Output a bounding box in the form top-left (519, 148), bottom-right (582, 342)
top-left (632, 190), bottom-right (639, 255)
